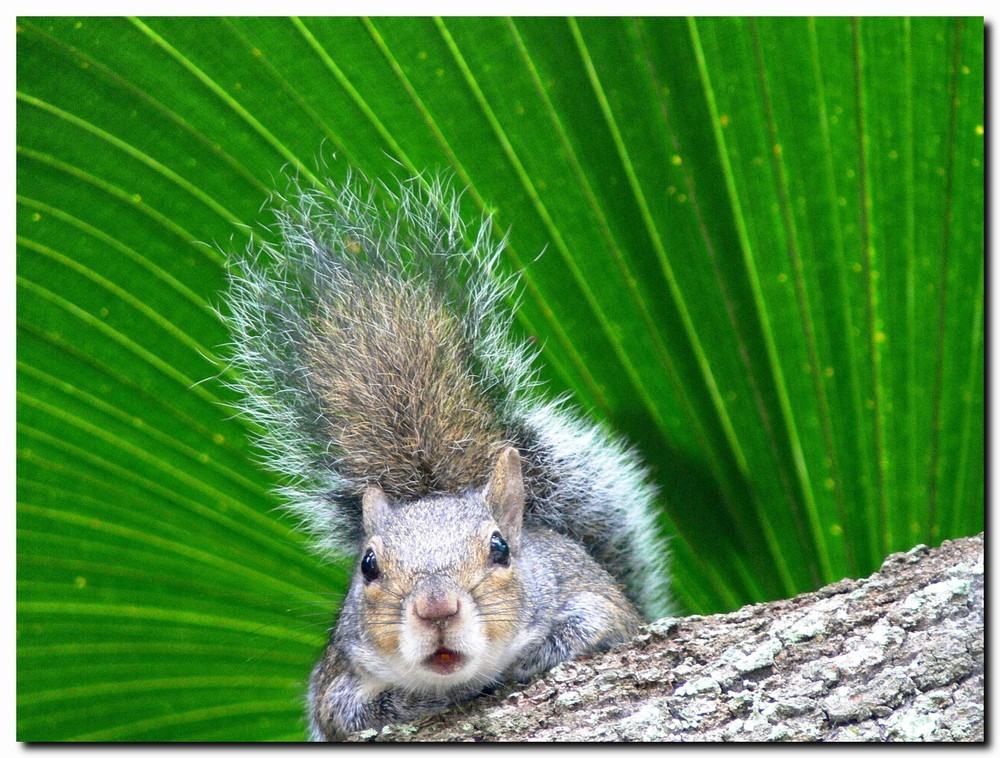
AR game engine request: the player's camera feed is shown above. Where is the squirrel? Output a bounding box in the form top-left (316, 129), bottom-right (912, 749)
top-left (222, 173), bottom-right (671, 740)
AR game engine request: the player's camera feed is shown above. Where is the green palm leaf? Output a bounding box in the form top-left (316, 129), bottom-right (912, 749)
top-left (17, 16), bottom-right (983, 741)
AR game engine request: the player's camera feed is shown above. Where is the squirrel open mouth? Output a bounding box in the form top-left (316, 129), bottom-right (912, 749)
top-left (425, 647), bottom-right (464, 675)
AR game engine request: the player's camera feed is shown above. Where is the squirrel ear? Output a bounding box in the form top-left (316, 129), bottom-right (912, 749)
top-left (362, 485), bottom-right (391, 535)
top-left (485, 446), bottom-right (525, 544)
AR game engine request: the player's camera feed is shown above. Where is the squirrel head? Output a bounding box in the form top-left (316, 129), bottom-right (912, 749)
top-left (348, 446), bottom-right (529, 693)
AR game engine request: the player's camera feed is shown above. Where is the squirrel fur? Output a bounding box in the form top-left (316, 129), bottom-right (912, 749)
top-left (222, 173), bottom-right (671, 740)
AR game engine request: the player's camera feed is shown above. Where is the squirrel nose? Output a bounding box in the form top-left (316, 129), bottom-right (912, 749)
top-left (413, 590), bottom-right (460, 625)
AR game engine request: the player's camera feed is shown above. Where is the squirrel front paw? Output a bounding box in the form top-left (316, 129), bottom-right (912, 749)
top-left (509, 591), bottom-right (640, 682)
top-left (308, 655), bottom-right (454, 741)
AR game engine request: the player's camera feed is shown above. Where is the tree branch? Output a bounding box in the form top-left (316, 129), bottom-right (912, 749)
top-left (351, 534), bottom-right (983, 742)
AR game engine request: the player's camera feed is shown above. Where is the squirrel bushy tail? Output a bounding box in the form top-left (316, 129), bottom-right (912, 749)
top-left (223, 174), bottom-right (671, 619)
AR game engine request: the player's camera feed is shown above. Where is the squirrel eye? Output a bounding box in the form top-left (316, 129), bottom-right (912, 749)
top-left (489, 532), bottom-right (510, 567)
top-left (361, 548), bottom-right (380, 582)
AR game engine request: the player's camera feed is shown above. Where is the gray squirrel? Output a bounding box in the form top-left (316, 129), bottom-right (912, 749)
top-left (222, 174), bottom-right (671, 740)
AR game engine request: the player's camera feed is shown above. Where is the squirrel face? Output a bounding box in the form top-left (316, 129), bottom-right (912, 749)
top-left (351, 447), bottom-right (529, 693)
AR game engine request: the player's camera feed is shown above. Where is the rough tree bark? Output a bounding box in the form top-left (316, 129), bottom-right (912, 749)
top-left (350, 533), bottom-right (984, 742)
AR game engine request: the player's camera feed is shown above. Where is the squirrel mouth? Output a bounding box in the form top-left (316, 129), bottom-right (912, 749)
top-left (425, 647), bottom-right (464, 675)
